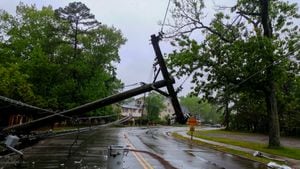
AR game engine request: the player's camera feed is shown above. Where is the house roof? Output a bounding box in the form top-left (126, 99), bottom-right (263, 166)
top-left (121, 104), bottom-right (141, 110)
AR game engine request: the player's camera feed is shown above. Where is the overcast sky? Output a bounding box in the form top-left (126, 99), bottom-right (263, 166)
top-left (1, 0), bottom-right (299, 96)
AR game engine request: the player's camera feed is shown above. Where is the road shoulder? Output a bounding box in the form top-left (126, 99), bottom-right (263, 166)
top-left (173, 129), bottom-right (300, 169)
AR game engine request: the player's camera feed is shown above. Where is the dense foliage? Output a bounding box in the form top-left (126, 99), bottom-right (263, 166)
top-left (165, 0), bottom-right (300, 146)
top-left (179, 96), bottom-right (221, 124)
top-left (145, 92), bottom-right (166, 123)
top-left (0, 2), bottom-right (126, 116)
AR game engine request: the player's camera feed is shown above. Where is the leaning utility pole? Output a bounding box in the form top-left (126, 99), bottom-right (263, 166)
top-left (150, 34), bottom-right (185, 124)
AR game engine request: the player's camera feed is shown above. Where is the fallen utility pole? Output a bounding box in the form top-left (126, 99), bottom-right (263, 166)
top-left (4, 79), bottom-right (171, 133)
top-left (0, 95), bottom-right (54, 115)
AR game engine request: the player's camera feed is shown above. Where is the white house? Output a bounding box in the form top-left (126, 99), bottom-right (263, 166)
top-left (120, 101), bottom-right (143, 118)
top-left (159, 98), bottom-right (175, 120)
top-left (120, 96), bottom-right (176, 121)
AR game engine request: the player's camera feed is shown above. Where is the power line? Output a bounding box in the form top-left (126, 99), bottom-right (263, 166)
top-left (176, 73), bottom-right (192, 93)
top-left (178, 55), bottom-right (290, 96)
top-left (123, 82), bottom-right (141, 88)
top-left (228, 56), bottom-right (288, 92)
top-left (76, 114), bottom-right (118, 120)
top-left (0, 95), bottom-right (54, 114)
top-left (161, 0), bottom-right (171, 33)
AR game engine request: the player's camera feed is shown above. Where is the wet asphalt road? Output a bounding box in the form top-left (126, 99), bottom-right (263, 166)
top-left (1, 128), bottom-right (122, 169)
top-left (123, 127), bottom-right (266, 169)
top-left (0, 127), bottom-right (267, 169)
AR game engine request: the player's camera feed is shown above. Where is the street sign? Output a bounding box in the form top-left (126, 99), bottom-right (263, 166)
top-left (187, 117), bottom-right (197, 126)
top-left (187, 117), bottom-right (197, 140)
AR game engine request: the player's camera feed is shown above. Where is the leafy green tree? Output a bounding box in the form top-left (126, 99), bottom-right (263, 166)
top-left (0, 3), bottom-right (63, 108)
top-left (179, 96), bottom-right (221, 124)
top-left (277, 76), bottom-right (300, 136)
top-left (0, 2), bottom-right (125, 117)
top-left (55, 2), bottom-right (100, 59)
top-left (53, 2), bottom-right (125, 111)
top-left (166, 0), bottom-right (299, 147)
top-left (230, 91), bottom-right (268, 132)
top-left (145, 92), bottom-right (166, 122)
top-left (0, 64), bottom-right (35, 103)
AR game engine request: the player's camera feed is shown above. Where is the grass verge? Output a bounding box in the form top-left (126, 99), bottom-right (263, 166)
top-left (191, 130), bottom-right (300, 160)
top-left (172, 132), bottom-right (272, 164)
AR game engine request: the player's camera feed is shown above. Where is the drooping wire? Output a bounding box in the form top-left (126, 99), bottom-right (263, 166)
top-left (123, 82), bottom-right (140, 88)
top-left (227, 56), bottom-right (287, 92)
top-left (68, 118), bottom-right (80, 158)
top-left (76, 113), bottom-right (118, 120)
top-left (176, 73), bottom-right (192, 93)
top-left (173, 55), bottom-right (289, 96)
top-left (161, 0), bottom-right (172, 33)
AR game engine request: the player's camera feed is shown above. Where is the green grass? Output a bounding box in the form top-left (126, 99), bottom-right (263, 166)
top-left (172, 132), bottom-right (272, 164)
top-left (191, 130), bottom-right (300, 160)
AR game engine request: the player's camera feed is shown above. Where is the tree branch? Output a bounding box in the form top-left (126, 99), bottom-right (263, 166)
top-left (237, 10), bottom-right (261, 16)
top-left (238, 11), bottom-right (260, 28)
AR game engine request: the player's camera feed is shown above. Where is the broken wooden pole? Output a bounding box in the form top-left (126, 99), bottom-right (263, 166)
top-left (4, 79), bottom-right (171, 133)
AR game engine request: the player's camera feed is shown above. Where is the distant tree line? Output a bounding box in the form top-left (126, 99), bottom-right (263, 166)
top-left (145, 92), bottom-right (166, 123)
top-left (0, 2), bottom-right (126, 116)
top-left (179, 96), bottom-right (221, 124)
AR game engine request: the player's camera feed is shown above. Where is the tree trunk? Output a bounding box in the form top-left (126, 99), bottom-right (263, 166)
top-left (224, 96), bottom-right (230, 130)
top-left (265, 81), bottom-right (281, 147)
top-left (74, 19), bottom-right (79, 58)
top-left (260, 0), bottom-right (281, 148)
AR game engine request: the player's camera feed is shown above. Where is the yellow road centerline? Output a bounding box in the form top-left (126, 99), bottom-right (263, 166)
top-left (124, 133), bottom-right (154, 169)
top-left (130, 147), bottom-right (149, 169)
